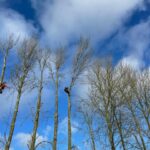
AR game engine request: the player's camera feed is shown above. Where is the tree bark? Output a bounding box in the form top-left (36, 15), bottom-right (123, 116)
top-left (5, 76), bottom-right (25, 150)
top-left (89, 125), bottom-right (96, 150)
top-left (68, 93), bottom-right (72, 150)
top-left (137, 98), bottom-right (150, 131)
top-left (29, 70), bottom-right (43, 150)
top-left (128, 103), bottom-right (146, 150)
top-left (0, 55), bottom-right (7, 82)
top-left (0, 48), bottom-right (9, 82)
top-left (53, 72), bottom-right (59, 150)
top-left (114, 113), bottom-right (126, 150)
top-left (106, 113), bottom-right (116, 150)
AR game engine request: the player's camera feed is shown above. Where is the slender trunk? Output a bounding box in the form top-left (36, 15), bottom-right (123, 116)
top-left (105, 113), bottom-right (115, 150)
top-left (68, 93), bottom-right (72, 150)
top-left (137, 98), bottom-right (150, 131)
top-left (133, 134), bottom-right (143, 150)
top-left (109, 128), bottom-right (115, 150)
top-left (128, 103), bottom-right (146, 150)
top-left (143, 113), bottom-right (150, 131)
top-left (109, 131), bottom-right (115, 150)
top-left (0, 52), bottom-right (8, 82)
top-left (53, 72), bottom-right (59, 150)
top-left (0, 53), bottom-right (7, 142)
top-left (121, 88), bottom-right (146, 150)
top-left (5, 76), bottom-right (25, 150)
top-left (29, 71), bottom-right (43, 150)
top-left (89, 125), bottom-right (96, 150)
top-left (114, 113), bottom-right (126, 150)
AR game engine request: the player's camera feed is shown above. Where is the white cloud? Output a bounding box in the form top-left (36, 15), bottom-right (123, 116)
top-left (120, 55), bottom-right (144, 69)
top-left (14, 133), bottom-right (31, 147)
top-left (14, 132), bottom-right (48, 148)
top-left (59, 117), bottom-right (79, 135)
top-left (32, 0), bottom-right (143, 46)
top-left (124, 20), bottom-right (150, 56)
top-left (0, 8), bottom-right (37, 40)
top-left (118, 19), bottom-right (150, 69)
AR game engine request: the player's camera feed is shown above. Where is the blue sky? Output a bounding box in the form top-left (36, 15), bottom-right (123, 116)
top-left (0, 0), bottom-right (150, 150)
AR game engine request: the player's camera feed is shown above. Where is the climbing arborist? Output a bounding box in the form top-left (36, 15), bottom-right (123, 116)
top-left (0, 82), bottom-right (8, 94)
top-left (64, 87), bottom-right (70, 95)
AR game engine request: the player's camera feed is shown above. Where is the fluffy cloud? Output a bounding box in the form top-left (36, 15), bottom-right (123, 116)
top-left (32, 0), bottom-right (143, 46)
top-left (120, 56), bottom-right (144, 69)
top-left (14, 132), bottom-right (48, 148)
top-left (0, 8), bottom-right (37, 40)
top-left (59, 117), bottom-right (79, 135)
top-left (14, 125), bottom-right (51, 149)
top-left (118, 19), bottom-right (150, 69)
top-left (14, 133), bottom-right (31, 147)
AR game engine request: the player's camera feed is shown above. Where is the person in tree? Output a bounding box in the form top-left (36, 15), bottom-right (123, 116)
top-left (64, 87), bottom-right (70, 95)
top-left (0, 82), bottom-right (8, 94)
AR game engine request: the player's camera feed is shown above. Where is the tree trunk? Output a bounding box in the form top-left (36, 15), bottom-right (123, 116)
top-left (137, 98), bottom-right (150, 131)
top-left (109, 129), bottom-right (115, 150)
top-left (53, 72), bottom-right (59, 150)
top-left (114, 113), bottom-right (126, 150)
top-left (106, 113), bottom-right (116, 150)
top-left (1, 56), bottom-right (6, 82)
top-left (5, 76), bottom-right (25, 150)
top-left (89, 125), bottom-right (96, 150)
top-left (68, 93), bottom-right (72, 150)
top-left (133, 134), bottom-right (143, 150)
top-left (128, 103), bottom-right (146, 150)
top-left (29, 71), bottom-right (43, 150)
top-left (0, 52), bottom-right (8, 82)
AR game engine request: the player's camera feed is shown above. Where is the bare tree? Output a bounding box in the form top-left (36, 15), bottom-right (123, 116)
top-left (88, 60), bottom-right (128, 150)
top-left (112, 64), bottom-right (132, 150)
top-left (78, 99), bottom-right (96, 150)
top-left (117, 66), bottom-right (147, 150)
top-left (47, 48), bottom-right (66, 150)
top-left (0, 36), bottom-right (16, 143)
top-left (64, 38), bottom-right (91, 150)
top-left (90, 60), bottom-right (117, 150)
top-left (0, 35), bottom-right (16, 83)
top-left (135, 70), bottom-right (150, 132)
top-left (88, 60), bottom-right (150, 150)
top-left (29, 48), bottom-right (49, 150)
top-left (4, 38), bottom-right (37, 150)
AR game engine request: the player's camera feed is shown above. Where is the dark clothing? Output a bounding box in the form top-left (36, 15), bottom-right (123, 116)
top-left (64, 87), bottom-right (70, 95)
top-left (0, 83), bottom-right (7, 94)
